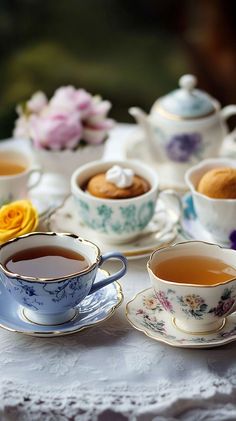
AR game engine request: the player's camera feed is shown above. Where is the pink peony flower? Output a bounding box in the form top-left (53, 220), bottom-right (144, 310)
top-left (13, 86), bottom-right (114, 149)
top-left (82, 96), bottom-right (114, 144)
top-left (27, 91), bottom-right (48, 113)
top-left (30, 111), bottom-right (82, 150)
top-left (13, 115), bottom-right (30, 139)
top-left (49, 86), bottom-right (92, 118)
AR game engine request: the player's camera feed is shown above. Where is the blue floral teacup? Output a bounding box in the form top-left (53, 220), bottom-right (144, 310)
top-left (0, 232), bottom-right (127, 325)
top-left (148, 241), bottom-right (236, 334)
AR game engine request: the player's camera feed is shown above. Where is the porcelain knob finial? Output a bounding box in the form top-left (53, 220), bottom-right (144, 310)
top-left (179, 74), bottom-right (197, 92)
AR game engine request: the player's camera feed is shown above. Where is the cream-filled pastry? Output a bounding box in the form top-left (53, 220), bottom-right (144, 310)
top-left (86, 165), bottom-right (150, 199)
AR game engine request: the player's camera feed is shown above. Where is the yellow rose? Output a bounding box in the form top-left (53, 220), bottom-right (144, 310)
top-left (0, 200), bottom-right (38, 243)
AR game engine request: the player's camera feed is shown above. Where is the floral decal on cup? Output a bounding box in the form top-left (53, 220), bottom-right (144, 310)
top-left (155, 290), bottom-right (174, 313)
top-left (165, 132), bottom-right (202, 163)
top-left (208, 288), bottom-right (235, 317)
top-left (77, 199), bottom-right (155, 235)
top-left (136, 297), bottom-right (166, 333)
top-left (7, 279), bottom-right (43, 310)
top-left (119, 202), bottom-right (154, 231)
top-left (178, 294), bottom-right (208, 319)
top-left (183, 194), bottom-right (197, 220)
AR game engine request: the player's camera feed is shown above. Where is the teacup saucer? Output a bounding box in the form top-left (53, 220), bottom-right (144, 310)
top-left (180, 193), bottom-right (234, 248)
top-left (126, 288), bottom-right (236, 348)
top-left (47, 195), bottom-right (179, 260)
top-left (0, 269), bottom-right (123, 337)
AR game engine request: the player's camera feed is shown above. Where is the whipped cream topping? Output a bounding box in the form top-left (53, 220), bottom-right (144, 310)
top-left (106, 165), bottom-right (134, 188)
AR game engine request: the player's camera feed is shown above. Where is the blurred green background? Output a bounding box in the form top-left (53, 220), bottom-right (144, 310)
top-left (0, 0), bottom-right (236, 137)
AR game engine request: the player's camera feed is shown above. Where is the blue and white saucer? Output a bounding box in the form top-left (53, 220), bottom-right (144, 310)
top-left (180, 193), bottom-right (234, 248)
top-left (126, 288), bottom-right (236, 348)
top-left (0, 269), bottom-right (123, 337)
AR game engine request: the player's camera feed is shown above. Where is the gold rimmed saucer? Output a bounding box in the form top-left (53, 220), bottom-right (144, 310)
top-left (0, 269), bottom-right (123, 337)
top-left (126, 287), bottom-right (236, 349)
top-left (46, 195), bottom-right (178, 259)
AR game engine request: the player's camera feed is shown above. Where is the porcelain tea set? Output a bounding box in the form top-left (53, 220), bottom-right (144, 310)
top-left (0, 74), bottom-right (236, 349)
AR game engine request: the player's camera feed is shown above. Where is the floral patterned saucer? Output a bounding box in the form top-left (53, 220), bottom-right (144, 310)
top-left (126, 288), bottom-right (236, 348)
top-left (0, 269), bottom-right (123, 337)
top-left (47, 195), bottom-right (179, 259)
top-left (180, 193), bottom-right (236, 249)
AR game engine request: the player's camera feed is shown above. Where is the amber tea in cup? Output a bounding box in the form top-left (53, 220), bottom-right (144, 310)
top-left (0, 149), bottom-right (42, 203)
top-left (148, 242), bottom-right (236, 334)
top-left (155, 255), bottom-right (236, 286)
top-left (0, 159), bottom-right (27, 176)
top-left (0, 232), bottom-right (127, 325)
top-left (5, 246), bottom-right (90, 279)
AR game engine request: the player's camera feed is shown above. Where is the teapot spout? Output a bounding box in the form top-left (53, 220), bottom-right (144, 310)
top-left (129, 107), bottom-right (162, 159)
top-left (129, 107), bottom-right (150, 133)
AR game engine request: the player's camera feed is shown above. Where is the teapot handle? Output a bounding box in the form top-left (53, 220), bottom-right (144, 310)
top-left (221, 105), bottom-right (236, 135)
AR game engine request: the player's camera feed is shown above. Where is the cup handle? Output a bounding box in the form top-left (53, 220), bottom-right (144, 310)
top-left (88, 252), bottom-right (127, 295)
top-left (27, 167), bottom-right (43, 190)
top-left (158, 189), bottom-right (183, 225)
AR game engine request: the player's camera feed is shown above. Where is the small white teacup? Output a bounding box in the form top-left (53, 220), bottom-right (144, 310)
top-left (148, 241), bottom-right (236, 334)
top-left (0, 149), bottom-right (42, 205)
top-left (71, 159), bottom-right (181, 244)
top-left (185, 158), bottom-right (236, 244)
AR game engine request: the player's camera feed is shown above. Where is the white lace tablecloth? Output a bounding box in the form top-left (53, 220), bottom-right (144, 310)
top-left (1, 125), bottom-right (236, 421)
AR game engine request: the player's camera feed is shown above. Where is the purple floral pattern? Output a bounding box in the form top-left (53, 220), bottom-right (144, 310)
top-left (208, 288), bottom-right (235, 317)
top-left (229, 231), bottom-right (236, 250)
top-left (155, 290), bottom-right (174, 313)
top-left (165, 132), bottom-right (202, 162)
top-left (178, 294), bottom-right (208, 319)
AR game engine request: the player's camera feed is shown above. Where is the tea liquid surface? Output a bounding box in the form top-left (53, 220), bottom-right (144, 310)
top-left (0, 160), bottom-right (26, 176)
top-left (155, 255), bottom-right (236, 285)
top-left (5, 246), bottom-right (90, 279)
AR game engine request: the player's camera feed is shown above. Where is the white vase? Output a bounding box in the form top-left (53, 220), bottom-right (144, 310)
top-left (33, 143), bottom-right (105, 193)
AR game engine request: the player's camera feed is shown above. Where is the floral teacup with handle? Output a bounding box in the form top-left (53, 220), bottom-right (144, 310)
top-left (0, 232), bottom-right (127, 325)
top-left (148, 241), bottom-right (236, 334)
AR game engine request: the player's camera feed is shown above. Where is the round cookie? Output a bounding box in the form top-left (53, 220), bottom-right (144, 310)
top-left (87, 173), bottom-right (150, 199)
top-left (197, 167), bottom-right (236, 199)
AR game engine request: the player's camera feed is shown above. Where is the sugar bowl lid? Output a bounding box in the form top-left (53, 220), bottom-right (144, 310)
top-left (152, 74), bottom-right (218, 119)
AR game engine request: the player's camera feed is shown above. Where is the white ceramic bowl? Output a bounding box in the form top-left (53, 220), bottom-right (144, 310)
top-left (185, 158), bottom-right (236, 244)
top-left (71, 160), bottom-right (159, 243)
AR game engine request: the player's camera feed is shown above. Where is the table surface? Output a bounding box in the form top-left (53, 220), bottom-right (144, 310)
top-left (1, 125), bottom-right (236, 421)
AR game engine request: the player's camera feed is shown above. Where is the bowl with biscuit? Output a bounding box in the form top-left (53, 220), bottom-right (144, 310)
top-left (71, 159), bottom-right (181, 244)
top-left (185, 158), bottom-right (236, 244)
